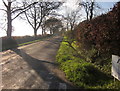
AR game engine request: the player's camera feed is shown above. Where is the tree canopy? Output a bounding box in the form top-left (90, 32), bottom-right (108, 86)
top-left (44, 17), bottom-right (63, 34)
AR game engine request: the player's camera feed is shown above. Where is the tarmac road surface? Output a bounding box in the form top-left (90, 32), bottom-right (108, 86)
top-left (1, 36), bottom-right (75, 90)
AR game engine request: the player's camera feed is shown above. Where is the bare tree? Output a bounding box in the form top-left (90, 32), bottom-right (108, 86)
top-left (1, 0), bottom-right (37, 38)
top-left (79, 0), bottom-right (100, 21)
top-left (23, 1), bottom-right (62, 36)
top-left (66, 10), bottom-right (81, 32)
top-left (41, 17), bottom-right (47, 35)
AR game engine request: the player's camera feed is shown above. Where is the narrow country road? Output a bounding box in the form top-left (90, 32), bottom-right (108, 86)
top-left (1, 36), bottom-right (75, 90)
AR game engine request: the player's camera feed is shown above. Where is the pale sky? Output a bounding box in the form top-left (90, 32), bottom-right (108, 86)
top-left (0, 0), bottom-right (119, 37)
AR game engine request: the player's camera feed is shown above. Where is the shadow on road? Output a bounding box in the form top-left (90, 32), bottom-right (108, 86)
top-left (11, 48), bottom-right (75, 90)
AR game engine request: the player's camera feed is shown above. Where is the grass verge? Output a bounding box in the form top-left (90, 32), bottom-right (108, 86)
top-left (56, 36), bottom-right (120, 89)
top-left (18, 36), bottom-right (51, 46)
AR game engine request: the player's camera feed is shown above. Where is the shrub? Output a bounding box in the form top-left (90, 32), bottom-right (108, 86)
top-left (75, 2), bottom-right (120, 57)
top-left (2, 38), bottom-right (18, 51)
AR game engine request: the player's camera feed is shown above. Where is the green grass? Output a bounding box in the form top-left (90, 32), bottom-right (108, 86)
top-left (56, 36), bottom-right (120, 89)
top-left (18, 35), bottom-right (53, 46)
top-left (18, 39), bottom-right (42, 46)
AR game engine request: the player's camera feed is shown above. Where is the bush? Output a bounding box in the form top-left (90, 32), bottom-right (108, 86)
top-left (75, 2), bottom-right (120, 57)
top-left (2, 38), bottom-right (18, 51)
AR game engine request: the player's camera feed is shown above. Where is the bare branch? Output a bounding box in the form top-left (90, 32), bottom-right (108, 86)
top-left (2, 0), bottom-right (8, 8)
top-left (21, 1), bottom-right (63, 36)
top-left (12, 2), bottom-right (38, 20)
top-left (24, 9), bottom-right (34, 29)
top-left (12, 8), bottom-right (28, 20)
top-left (11, 2), bottom-right (38, 14)
top-left (0, 9), bottom-right (7, 12)
top-left (79, 0), bottom-right (101, 20)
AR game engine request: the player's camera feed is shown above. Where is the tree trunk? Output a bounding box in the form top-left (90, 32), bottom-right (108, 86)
top-left (86, 11), bottom-right (89, 21)
top-left (50, 27), bottom-right (53, 34)
top-left (44, 29), bottom-right (46, 35)
top-left (50, 30), bottom-right (52, 34)
top-left (42, 29), bottom-right (46, 35)
top-left (90, 2), bottom-right (94, 20)
top-left (34, 29), bottom-right (37, 36)
top-left (66, 21), bottom-right (69, 30)
top-left (41, 26), bottom-right (45, 35)
top-left (53, 29), bottom-right (55, 34)
top-left (41, 26), bottom-right (43, 35)
top-left (7, 2), bottom-right (12, 38)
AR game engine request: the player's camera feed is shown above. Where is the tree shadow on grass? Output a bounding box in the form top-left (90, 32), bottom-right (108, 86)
top-left (11, 48), bottom-right (76, 90)
top-left (80, 64), bottom-right (112, 87)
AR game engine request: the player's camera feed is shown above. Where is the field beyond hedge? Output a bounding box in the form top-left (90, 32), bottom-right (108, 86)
top-left (1, 34), bottom-right (52, 51)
